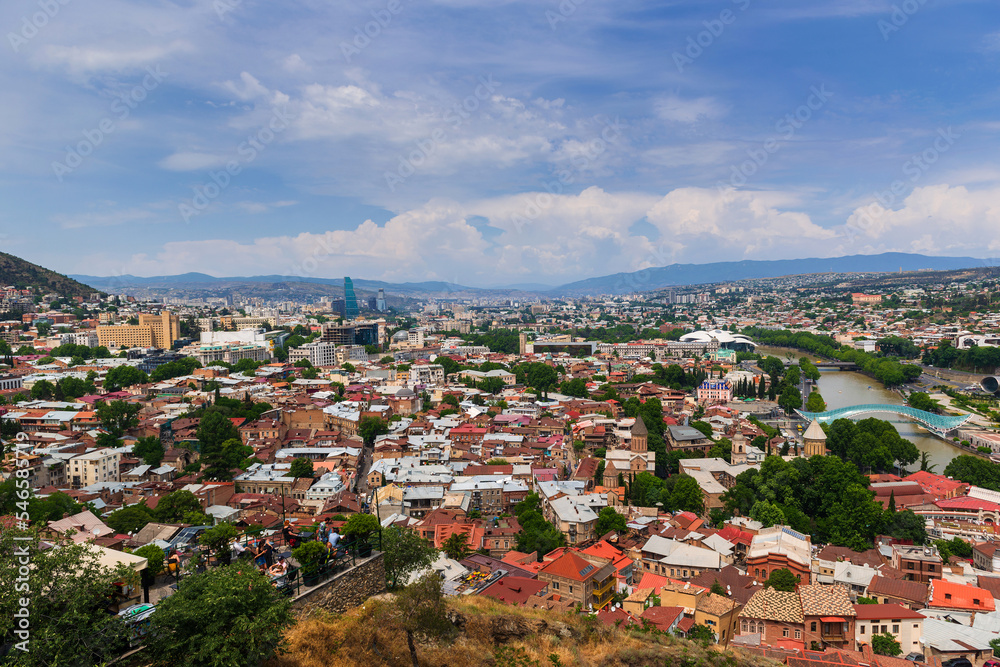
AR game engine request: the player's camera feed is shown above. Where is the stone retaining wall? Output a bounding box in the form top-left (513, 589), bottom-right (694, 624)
top-left (291, 551), bottom-right (387, 616)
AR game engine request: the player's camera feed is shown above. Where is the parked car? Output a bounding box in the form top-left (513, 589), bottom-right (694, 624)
top-left (942, 658), bottom-right (973, 667)
top-left (904, 653), bottom-right (924, 663)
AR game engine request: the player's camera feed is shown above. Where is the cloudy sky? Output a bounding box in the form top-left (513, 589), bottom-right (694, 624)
top-left (1, 0), bottom-right (999, 287)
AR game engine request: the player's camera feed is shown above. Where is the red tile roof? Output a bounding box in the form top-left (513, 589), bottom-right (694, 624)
top-left (928, 579), bottom-right (996, 612)
top-left (480, 576), bottom-right (549, 605)
top-left (851, 603), bottom-right (924, 620)
top-left (539, 550), bottom-right (601, 582)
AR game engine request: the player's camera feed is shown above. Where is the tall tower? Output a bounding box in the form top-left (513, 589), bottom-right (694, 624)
top-left (731, 431), bottom-right (747, 465)
top-left (802, 420), bottom-right (827, 458)
top-left (376, 288), bottom-right (387, 312)
top-left (344, 277), bottom-right (360, 319)
top-left (630, 417), bottom-right (647, 453)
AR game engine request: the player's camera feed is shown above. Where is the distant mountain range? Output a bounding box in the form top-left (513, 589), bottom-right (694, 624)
top-left (552, 252), bottom-right (983, 295)
top-left (0, 252), bottom-right (97, 297)
top-left (67, 252), bottom-right (985, 298)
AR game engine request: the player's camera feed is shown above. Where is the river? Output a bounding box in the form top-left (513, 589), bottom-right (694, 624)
top-left (755, 346), bottom-right (958, 472)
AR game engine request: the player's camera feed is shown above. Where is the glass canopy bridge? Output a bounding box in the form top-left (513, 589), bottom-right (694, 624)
top-left (795, 404), bottom-right (972, 436)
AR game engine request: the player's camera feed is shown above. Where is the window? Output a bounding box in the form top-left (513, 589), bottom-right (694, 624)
top-left (683, 570), bottom-right (688, 578)
top-left (974, 599), bottom-right (981, 606)
top-left (568, 586), bottom-right (573, 593)
top-left (892, 625), bottom-right (899, 633)
top-left (928, 564), bottom-right (935, 571)
top-left (881, 625), bottom-right (887, 634)
top-left (860, 625), bottom-right (866, 635)
top-left (783, 629), bottom-right (789, 638)
top-left (945, 593), bottom-right (952, 600)
top-left (907, 563), bottom-right (914, 570)
top-left (795, 630), bottom-right (801, 640)
top-left (810, 622), bottom-right (817, 632)
top-left (552, 582), bottom-right (559, 590)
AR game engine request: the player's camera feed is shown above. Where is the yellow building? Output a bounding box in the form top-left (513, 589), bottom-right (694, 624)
top-left (97, 312), bottom-right (180, 350)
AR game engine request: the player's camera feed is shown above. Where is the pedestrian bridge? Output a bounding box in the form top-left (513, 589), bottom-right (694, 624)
top-left (795, 404), bottom-right (972, 435)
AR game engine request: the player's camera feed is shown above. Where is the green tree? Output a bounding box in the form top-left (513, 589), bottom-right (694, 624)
top-left (359, 416), bottom-right (389, 447)
top-left (381, 525), bottom-right (438, 589)
top-left (689, 420), bottom-right (713, 438)
top-left (764, 568), bottom-right (799, 592)
top-left (750, 500), bottom-right (787, 528)
top-left (885, 509), bottom-right (927, 544)
top-left (667, 475), bottom-right (704, 514)
top-left (778, 386), bottom-right (802, 413)
top-left (908, 391), bottom-right (937, 412)
top-left (96, 399), bottom-right (141, 438)
top-left (154, 490), bottom-right (204, 523)
top-left (289, 457), bottom-right (314, 478)
top-left (201, 437), bottom-right (252, 481)
top-left (30, 379), bottom-right (55, 400)
top-left (559, 377), bottom-right (589, 398)
top-left (103, 365), bottom-right (149, 391)
top-left (106, 504), bottom-right (155, 534)
top-left (385, 574), bottom-right (455, 667)
top-left (134, 435), bottom-right (165, 467)
top-left (198, 522), bottom-right (239, 565)
top-left (871, 632), bottom-right (902, 657)
top-left (145, 565), bottom-right (293, 667)
top-left (441, 532), bottom-right (472, 561)
top-left (0, 530), bottom-right (135, 667)
top-left (594, 506), bottom-right (627, 536)
top-left (805, 389), bottom-right (827, 412)
top-left (514, 494), bottom-right (566, 559)
top-left (343, 513), bottom-right (381, 539)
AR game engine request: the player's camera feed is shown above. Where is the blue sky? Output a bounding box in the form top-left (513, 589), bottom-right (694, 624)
top-left (1, 0), bottom-right (998, 287)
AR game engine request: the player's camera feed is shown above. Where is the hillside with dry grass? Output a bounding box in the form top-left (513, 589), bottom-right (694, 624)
top-left (270, 594), bottom-right (779, 667)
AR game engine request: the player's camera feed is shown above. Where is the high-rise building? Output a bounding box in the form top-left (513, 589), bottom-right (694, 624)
top-left (330, 298), bottom-right (346, 317)
top-left (344, 277), bottom-right (359, 319)
top-left (367, 296), bottom-right (377, 310)
top-left (97, 312), bottom-right (180, 350)
top-left (375, 288), bottom-right (387, 312)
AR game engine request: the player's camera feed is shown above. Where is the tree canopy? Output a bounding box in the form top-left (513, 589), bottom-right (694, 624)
top-left (145, 565), bottom-right (293, 667)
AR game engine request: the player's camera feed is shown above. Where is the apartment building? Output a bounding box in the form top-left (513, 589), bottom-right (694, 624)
top-left (853, 604), bottom-right (924, 656)
top-left (68, 449), bottom-right (120, 489)
top-left (891, 544), bottom-right (943, 584)
top-left (98, 312), bottom-right (180, 349)
top-left (537, 550), bottom-right (616, 610)
top-left (289, 341), bottom-right (339, 367)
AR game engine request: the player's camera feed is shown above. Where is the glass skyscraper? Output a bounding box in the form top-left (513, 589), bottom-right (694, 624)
top-left (344, 276), bottom-right (360, 319)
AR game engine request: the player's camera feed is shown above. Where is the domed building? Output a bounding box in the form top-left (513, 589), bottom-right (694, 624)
top-left (802, 420), bottom-right (827, 457)
top-left (678, 329), bottom-right (756, 352)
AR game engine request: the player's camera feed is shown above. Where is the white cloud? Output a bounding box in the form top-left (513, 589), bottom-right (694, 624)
top-left (843, 183), bottom-right (1000, 255)
top-left (158, 152), bottom-right (229, 171)
top-left (235, 200), bottom-right (298, 214)
top-left (53, 207), bottom-right (156, 229)
top-left (654, 96), bottom-right (727, 124)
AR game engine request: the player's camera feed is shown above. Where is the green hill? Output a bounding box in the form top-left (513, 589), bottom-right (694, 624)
top-left (0, 252), bottom-right (97, 297)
